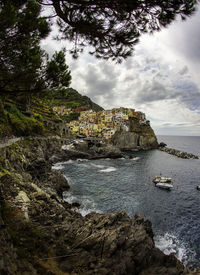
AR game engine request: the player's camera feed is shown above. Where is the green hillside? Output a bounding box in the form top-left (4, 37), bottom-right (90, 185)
top-left (0, 87), bottom-right (103, 138)
top-left (47, 87), bottom-right (103, 112)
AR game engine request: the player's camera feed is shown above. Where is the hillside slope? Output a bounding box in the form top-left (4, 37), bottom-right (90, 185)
top-left (48, 87), bottom-right (103, 112)
top-left (0, 87), bottom-right (103, 137)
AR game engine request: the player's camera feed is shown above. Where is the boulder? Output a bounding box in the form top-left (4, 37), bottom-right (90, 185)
top-left (158, 142), bottom-right (167, 147)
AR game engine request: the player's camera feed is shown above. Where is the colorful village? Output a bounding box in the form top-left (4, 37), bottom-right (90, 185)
top-left (53, 106), bottom-right (150, 139)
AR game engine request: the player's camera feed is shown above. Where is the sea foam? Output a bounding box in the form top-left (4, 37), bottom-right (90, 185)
top-left (52, 162), bottom-right (65, 170)
top-left (99, 167), bottom-right (117, 173)
top-left (154, 232), bottom-right (196, 266)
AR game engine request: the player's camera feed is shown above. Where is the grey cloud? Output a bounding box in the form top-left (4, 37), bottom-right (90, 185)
top-left (134, 80), bottom-right (179, 104)
top-left (179, 66), bottom-right (188, 75)
top-left (135, 77), bottom-right (200, 112)
top-left (168, 9), bottom-right (200, 63)
top-left (98, 62), bottom-right (118, 80)
top-left (82, 63), bottom-right (117, 97)
top-left (173, 81), bottom-right (200, 111)
top-left (145, 57), bottom-right (157, 64)
top-left (161, 122), bottom-right (174, 126)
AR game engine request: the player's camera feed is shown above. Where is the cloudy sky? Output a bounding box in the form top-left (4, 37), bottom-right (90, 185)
top-left (41, 6), bottom-right (200, 136)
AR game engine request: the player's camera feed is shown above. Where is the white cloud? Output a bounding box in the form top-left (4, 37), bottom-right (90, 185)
top-left (41, 7), bottom-right (200, 136)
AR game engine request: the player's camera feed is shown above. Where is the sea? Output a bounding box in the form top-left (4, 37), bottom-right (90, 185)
top-left (52, 135), bottom-right (200, 268)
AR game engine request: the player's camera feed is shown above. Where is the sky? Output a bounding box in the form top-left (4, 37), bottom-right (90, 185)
top-left (41, 6), bottom-right (200, 136)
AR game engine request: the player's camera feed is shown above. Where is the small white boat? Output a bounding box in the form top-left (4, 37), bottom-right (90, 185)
top-left (155, 182), bottom-right (173, 190)
top-left (153, 176), bottom-right (172, 184)
top-left (153, 176), bottom-right (173, 190)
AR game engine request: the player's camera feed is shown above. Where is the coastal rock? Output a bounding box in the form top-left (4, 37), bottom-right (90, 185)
top-left (0, 136), bottom-right (195, 274)
top-left (111, 117), bottom-right (158, 151)
top-left (48, 169), bottom-right (70, 197)
top-left (56, 211), bottom-right (187, 275)
top-left (159, 142), bottom-right (167, 147)
top-left (89, 144), bottom-right (123, 159)
top-left (159, 146), bottom-right (199, 159)
top-left (112, 131), bottom-right (158, 151)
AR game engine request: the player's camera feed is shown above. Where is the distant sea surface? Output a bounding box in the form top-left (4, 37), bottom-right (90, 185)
top-left (53, 135), bottom-right (200, 268)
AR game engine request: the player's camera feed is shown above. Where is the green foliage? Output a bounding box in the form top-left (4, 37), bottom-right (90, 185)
top-left (38, 0), bottom-right (198, 61)
top-left (62, 112), bottom-right (80, 123)
top-left (33, 113), bottom-right (43, 121)
top-left (47, 88), bottom-right (103, 112)
top-left (4, 103), bottom-right (45, 136)
top-left (0, 0), bottom-right (50, 93)
top-left (46, 50), bottom-right (71, 89)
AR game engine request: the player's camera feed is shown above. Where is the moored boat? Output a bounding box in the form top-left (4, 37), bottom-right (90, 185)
top-left (153, 176), bottom-right (172, 184)
top-left (153, 176), bottom-right (173, 190)
top-left (155, 182), bottom-right (173, 190)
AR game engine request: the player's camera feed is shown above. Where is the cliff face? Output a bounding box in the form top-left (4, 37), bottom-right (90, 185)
top-left (0, 137), bottom-right (190, 274)
top-left (112, 118), bottom-right (158, 150)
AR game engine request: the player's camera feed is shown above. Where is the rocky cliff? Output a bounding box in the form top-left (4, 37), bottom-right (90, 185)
top-left (112, 118), bottom-right (158, 151)
top-left (0, 137), bottom-right (194, 274)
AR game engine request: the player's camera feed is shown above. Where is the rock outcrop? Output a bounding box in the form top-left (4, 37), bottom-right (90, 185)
top-left (112, 119), bottom-right (158, 151)
top-left (0, 137), bottom-right (193, 274)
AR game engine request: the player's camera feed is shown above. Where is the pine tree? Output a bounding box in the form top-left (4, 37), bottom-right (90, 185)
top-left (45, 51), bottom-right (72, 89)
top-left (0, 0), bottom-right (50, 95)
top-left (37, 0), bottom-right (198, 62)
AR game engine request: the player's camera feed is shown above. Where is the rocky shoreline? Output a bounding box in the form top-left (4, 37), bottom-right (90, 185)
top-left (158, 146), bottom-right (199, 159)
top-left (0, 136), bottom-right (198, 274)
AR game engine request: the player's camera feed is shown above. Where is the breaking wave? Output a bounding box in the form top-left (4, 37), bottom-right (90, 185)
top-left (63, 192), bottom-right (101, 217)
top-left (154, 232), bottom-right (196, 266)
top-left (52, 162), bottom-right (65, 170)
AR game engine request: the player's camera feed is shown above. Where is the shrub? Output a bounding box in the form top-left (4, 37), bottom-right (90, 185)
top-left (5, 104), bottom-right (45, 136)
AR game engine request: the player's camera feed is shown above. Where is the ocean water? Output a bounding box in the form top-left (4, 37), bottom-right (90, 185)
top-left (53, 135), bottom-right (200, 268)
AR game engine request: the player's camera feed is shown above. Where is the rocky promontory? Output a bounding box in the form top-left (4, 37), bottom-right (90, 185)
top-left (112, 118), bottom-right (158, 151)
top-left (0, 136), bottom-right (194, 274)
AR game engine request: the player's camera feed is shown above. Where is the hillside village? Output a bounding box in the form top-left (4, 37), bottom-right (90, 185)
top-left (53, 106), bottom-right (150, 139)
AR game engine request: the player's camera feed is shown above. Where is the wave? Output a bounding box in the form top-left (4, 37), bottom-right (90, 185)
top-left (63, 192), bottom-right (101, 217)
top-left (75, 163), bottom-right (91, 169)
top-left (91, 163), bottom-right (105, 169)
top-left (154, 232), bottom-right (196, 266)
top-left (77, 198), bottom-right (102, 217)
top-left (63, 175), bottom-right (75, 185)
top-left (52, 162), bottom-right (65, 170)
top-left (64, 159), bottom-right (74, 164)
top-left (52, 159), bottom-right (76, 170)
top-left (99, 167), bottom-right (117, 173)
top-left (76, 159), bottom-right (89, 162)
top-left (130, 157), bottom-right (140, 161)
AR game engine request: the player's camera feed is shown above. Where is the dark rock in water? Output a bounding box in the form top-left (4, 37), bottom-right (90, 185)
top-left (159, 146), bottom-right (199, 159)
top-left (159, 142), bottom-right (167, 147)
top-left (71, 202), bottom-right (81, 208)
top-left (49, 170), bottom-right (70, 197)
